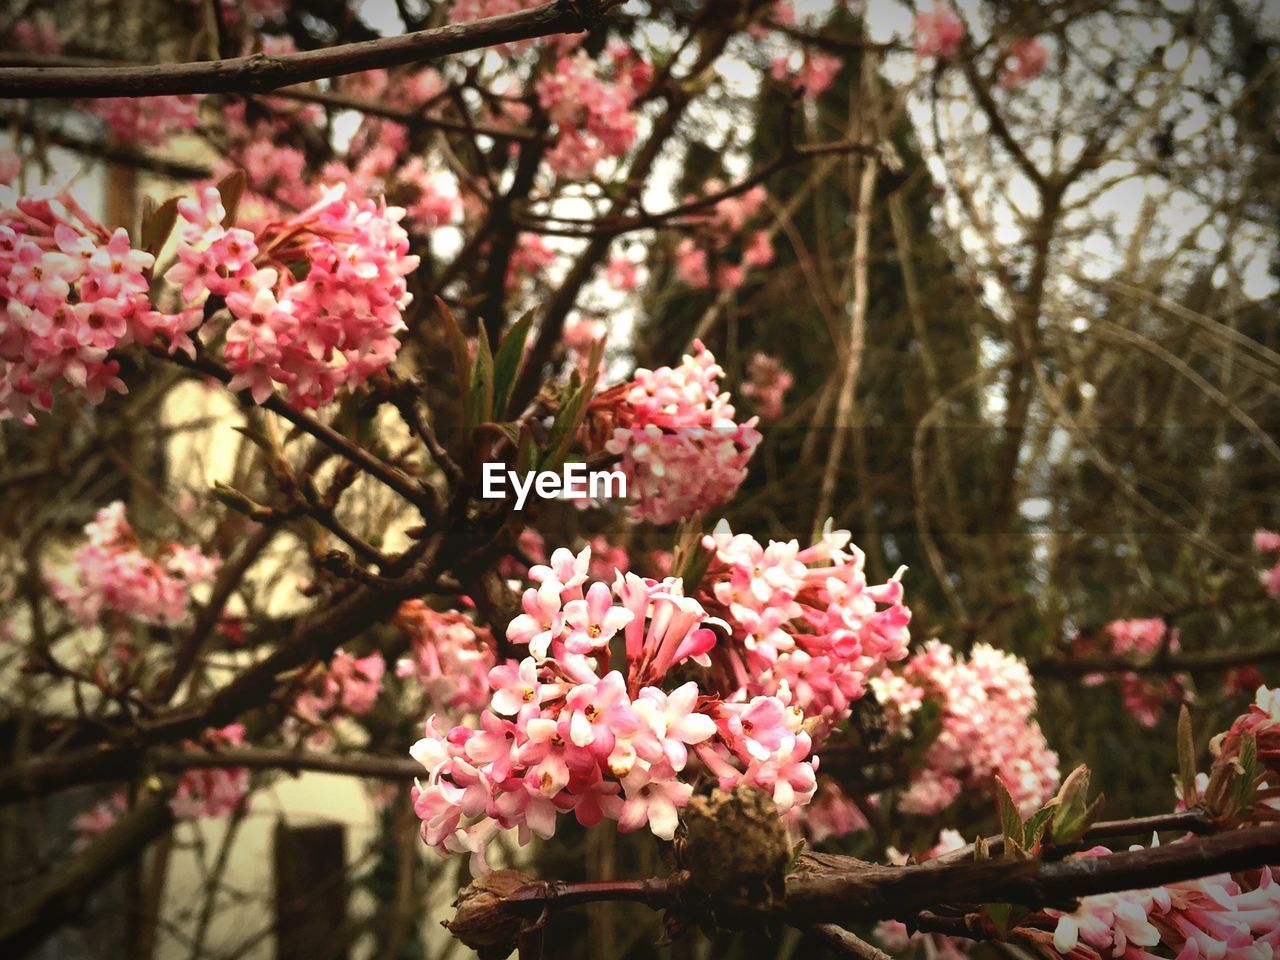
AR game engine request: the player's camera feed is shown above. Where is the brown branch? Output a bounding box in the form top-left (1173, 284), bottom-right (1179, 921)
top-left (160, 350), bottom-right (434, 513)
top-left (809, 925), bottom-right (893, 960)
top-left (150, 745), bottom-right (423, 780)
top-left (0, 782), bottom-right (176, 958)
top-left (0, 0), bottom-right (616, 99)
top-left (443, 824), bottom-right (1280, 952)
top-left (1033, 644), bottom-right (1280, 678)
top-left (513, 139), bottom-right (876, 239)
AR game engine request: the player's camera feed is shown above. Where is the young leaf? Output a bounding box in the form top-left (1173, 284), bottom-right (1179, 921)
top-left (1022, 800), bottom-right (1059, 851)
top-left (468, 323), bottom-right (495, 427)
top-left (140, 196), bottom-right (181, 256)
top-left (435, 297), bottom-right (473, 410)
top-left (217, 169), bottom-right (247, 226)
top-left (1177, 705), bottom-right (1199, 807)
top-left (491, 308), bottom-right (536, 420)
top-left (995, 777), bottom-right (1026, 858)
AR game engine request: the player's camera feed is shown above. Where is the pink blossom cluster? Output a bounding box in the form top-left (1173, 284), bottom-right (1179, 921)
top-left (675, 185), bottom-right (774, 292)
top-left (409, 545), bottom-right (818, 872)
top-left (218, 77), bottom-right (457, 233)
top-left (587, 341), bottom-right (762, 525)
top-left (698, 520), bottom-right (912, 734)
top-left (0, 183), bottom-right (195, 422)
top-left (915, 2), bottom-right (965, 61)
top-left (72, 727), bottom-right (249, 844)
top-left (170, 724), bottom-right (252, 819)
top-left (293, 649), bottom-right (386, 729)
top-left (536, 47), bottom-right (652, 179)
top-left (741, 352), bottom-right (793, 421)
top-left (1079, 619), bottom-right (1191, 728)
top-left (1256, 529), bottom-right (1280, 599)
top-left (78, 722), bottom-right (253, 843)
top-left (506, 233), bottom-right (558, 289)
top-left (48, 501), bottom-right (219, 628)
top-left (770, 51), bottom-right (843, 101)
top-left (84, 95), bottom-right (201, 147)
top-left (1215, 684), bottom-right (1280, 782)
top-left (786, 778), bottom-right (869, 843)
top-left (1000, 38), bottom-right (1049, 89)
top-left (1049, 844), bottom-right (1280, 959)
top-left (165, 182), bottom-right (419, 406)
top-left (874, 640), bottom-right (1059, 816)
top-left (395, 599), bottom-right (497, 715)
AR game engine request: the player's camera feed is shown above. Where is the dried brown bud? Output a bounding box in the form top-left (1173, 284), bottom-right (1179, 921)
top-left (677, 786), bottom-right (789, 905)
top-left (441, 868), bottom-right (533, 959)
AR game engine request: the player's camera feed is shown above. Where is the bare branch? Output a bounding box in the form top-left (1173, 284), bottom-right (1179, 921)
top-left (0, 0), bottom-right (616, 99)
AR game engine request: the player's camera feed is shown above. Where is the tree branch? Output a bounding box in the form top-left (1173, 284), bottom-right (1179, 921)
top-left (0, 0), bottom-right (616, 99)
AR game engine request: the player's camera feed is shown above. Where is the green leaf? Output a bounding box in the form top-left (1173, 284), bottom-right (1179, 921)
top-left (491, 308), bottom-right (536, 421)
top-left (217, 169), bottom-right (247, 226)
top-left (542, 372), bottom-right (586, 471)
top-left (435, 297), bottom-right (473, 409)
top-left (1050, 765), bottom-right (1104, 845)
top-left (140, 196), bottom-right (181, 256)
top-left (995, 777), bottom-right (1026, 859)
top-left (1022, 801), bottom-right (1059, 850)
top-left (468, 322), bottom-right (494, 428)
top-left (982, 902), bottom-right (1029, 940)
top-left (1177, 705), bottom-right (1199, 807)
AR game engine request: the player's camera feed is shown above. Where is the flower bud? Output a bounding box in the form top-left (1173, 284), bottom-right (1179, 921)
top-left (441, 869), bottom-right (533, 960)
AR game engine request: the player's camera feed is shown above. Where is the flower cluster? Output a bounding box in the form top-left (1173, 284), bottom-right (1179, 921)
top-left (1077, 618), bottom-right (1191, 728)
top-left (675, 184), bottom-right (774, 292)
top-left (586, 342), bottom-right (762, 525)
top-left (293, 649), bottom-right (386, 733)
top-left (396, 600), bottom-right (497, 716)
top-left (771, 51), bottom-right (842, 101)
top-left (87, 95), bottom-right (201, 147)
top-left (48, 501), bottom-right (219, 628)
top-left (1000, 38), bottom-right (1049, 89)
top-left (1214, 684), bottom-right (1280, 782)
top-left (536, 47), bottom-right (651, 179)
top-left (1256, 529), bottom-right (1280, 599)
top-left (170, 724), bottom-right (253, 819)
top-left (873, 641), bottom-right (1059, 815)
top-left (73, 724), bottom-right (250, 844)
top-left (1050, 844), bottom-right (1280, 959)
top-left (0, 183), bottom-right (190, 422)
top-left (699, 520), bottom-right (912, 735)
top-left (741, 352), bottom-right (793, 421)
top-left (409, 545), bottom-right (819, 873)
top-left (915, 1), bottom-right (965, 61)
top-left (165, 182), bottom-right (419, 406)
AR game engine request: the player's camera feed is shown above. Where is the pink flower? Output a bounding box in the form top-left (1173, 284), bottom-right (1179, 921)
top-left (1254, 529), bottom-right (1280, 553)
top-left (741, 352), bottom-right (793, 421)
top-left (488, 657), bottom-right (548, 717)
top-left (1000, 38), bottom-right (1049, 89)
top-left (47, 501), bottom-right (219, 627)
top-left (563, 582), bottom-right (634, 654)
top-left (589, 342), bottom-right (762, 525)
top-left (914, 2), bottom-right (965, 61)
top-left (507, 581), bottom-right (566, 659)
top-left (617, 761), bottom-right (692, 840)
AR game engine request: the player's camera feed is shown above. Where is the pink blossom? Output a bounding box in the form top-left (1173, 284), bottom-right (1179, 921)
top-left (914, 2), bottom-right (965, 61)
top-left (873, 640), bottom-right (1059, 815)
top-left (169, 724), bottom-right (251, 819)
top-left (741, 352), bottom-right (793, 421)
top-left (1000, 38), bottom-right (1049, 89)
top-left (1254, 529), bottom-right (1280, 553)
top-left (48, 502), bottom-right (219, 627)
top-left (395, 601), bottom-right (496, 714)
top-left (588, 341), bottom-right (762, 524)
top-left (408, 543), bottom-right (821, 871)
